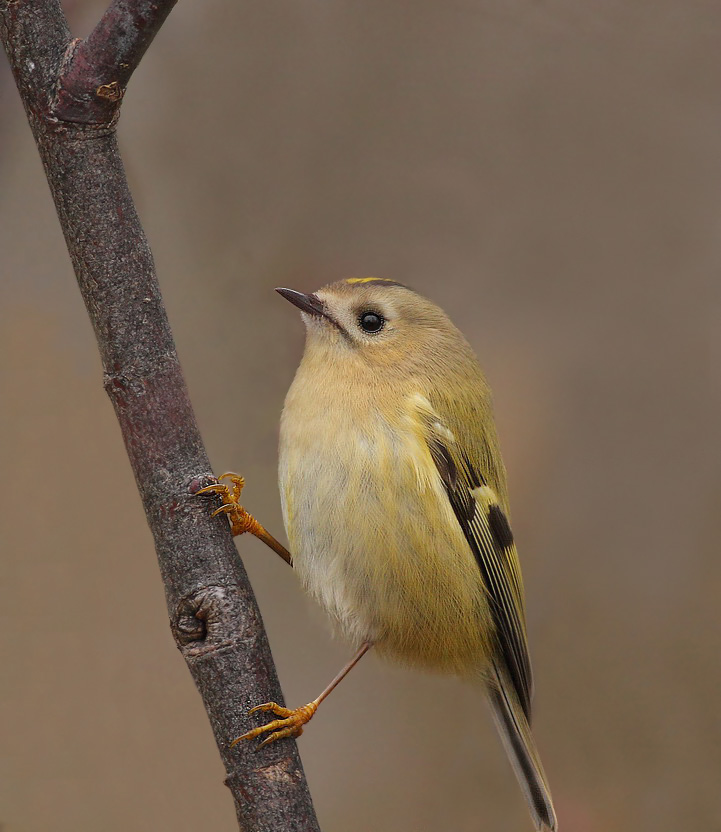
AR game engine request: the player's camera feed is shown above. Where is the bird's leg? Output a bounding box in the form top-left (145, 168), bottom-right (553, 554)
top-left (196, 472), bottom-right (292, 565)
top-left (232, 641), bottom-right (373, 749)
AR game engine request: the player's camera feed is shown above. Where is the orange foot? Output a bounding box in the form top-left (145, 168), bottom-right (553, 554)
top-left (231, 701), bottom-right (319, 749)
top-left (197, 472), bottom-right (263, 537)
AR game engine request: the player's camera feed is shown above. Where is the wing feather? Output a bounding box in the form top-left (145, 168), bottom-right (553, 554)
top-left (419, 407), bottom-right (534, 720)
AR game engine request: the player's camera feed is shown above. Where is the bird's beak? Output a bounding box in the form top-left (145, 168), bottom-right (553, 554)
top-left (276, 288), bottom-right (328, 319)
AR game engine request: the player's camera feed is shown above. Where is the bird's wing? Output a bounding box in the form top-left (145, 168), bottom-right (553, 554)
top-left (416, 396), bottom-right (533, 719)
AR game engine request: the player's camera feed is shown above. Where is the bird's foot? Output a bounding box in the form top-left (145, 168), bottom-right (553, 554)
top-left (231, 701), bottom-right (319, 749)
top-left (197, 472), bottom-right (263, 537)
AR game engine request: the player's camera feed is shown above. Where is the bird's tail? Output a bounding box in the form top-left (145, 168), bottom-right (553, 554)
top-left (487, 665), bottom-right (557, 831)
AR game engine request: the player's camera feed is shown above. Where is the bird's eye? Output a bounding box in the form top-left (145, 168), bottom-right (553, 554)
top-left (358, 311), bottom-right (385, 333)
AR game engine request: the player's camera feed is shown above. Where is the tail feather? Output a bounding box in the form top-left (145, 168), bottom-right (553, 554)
top-left (488, 665), bottom-right (557, 831)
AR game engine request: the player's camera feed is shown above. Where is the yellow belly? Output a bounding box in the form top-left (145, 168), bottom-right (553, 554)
top-left (280, 399), bottom-right (491, 674)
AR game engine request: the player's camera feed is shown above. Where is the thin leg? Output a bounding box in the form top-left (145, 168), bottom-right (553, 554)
top-left (232, 642), bottom-right (373, 749)
top-left (313, 641), bottom-right (372, 706)
top-left (197, 473), bottom-right (292, 565)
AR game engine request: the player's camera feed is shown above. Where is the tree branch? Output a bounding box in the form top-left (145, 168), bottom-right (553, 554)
top-left (55, 0), bottom-right (179, 123)
top-left (0, 1), bottom-right (320, 829)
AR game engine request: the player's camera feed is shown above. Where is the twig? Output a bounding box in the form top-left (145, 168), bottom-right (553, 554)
top-left (0, 1), bottom-right (320, 829)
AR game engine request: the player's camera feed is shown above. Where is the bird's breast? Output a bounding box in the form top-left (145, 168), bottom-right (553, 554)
top-left (279, 376), bottom-right (491, 672)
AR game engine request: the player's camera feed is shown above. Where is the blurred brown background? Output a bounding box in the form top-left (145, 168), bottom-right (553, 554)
top-left (2, 1), bottom-right (720, 830)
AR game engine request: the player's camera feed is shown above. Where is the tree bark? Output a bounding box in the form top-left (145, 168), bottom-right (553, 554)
top-left (0, 2), bottom-right (320, 830)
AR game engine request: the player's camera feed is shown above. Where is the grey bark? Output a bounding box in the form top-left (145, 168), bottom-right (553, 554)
top-left (0, 2), bottom-right (320, 830)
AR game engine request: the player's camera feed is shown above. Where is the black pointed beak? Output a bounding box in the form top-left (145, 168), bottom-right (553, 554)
top-left (275, 288), bottom-right (327, 318)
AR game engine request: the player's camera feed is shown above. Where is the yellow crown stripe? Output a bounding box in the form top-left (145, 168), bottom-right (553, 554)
top-left (344, 277), bottom-right (396, 284)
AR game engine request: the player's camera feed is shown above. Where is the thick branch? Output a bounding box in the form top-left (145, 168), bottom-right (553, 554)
top-left (0, 1), bottom-right (320, 829)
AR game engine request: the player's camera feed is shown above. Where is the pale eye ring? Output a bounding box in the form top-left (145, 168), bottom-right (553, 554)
top-left (358, 311), bottom-right (385, 333)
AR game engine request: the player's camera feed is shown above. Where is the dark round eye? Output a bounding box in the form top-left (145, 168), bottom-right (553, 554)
top-left (358, 311), bottom-right (385, 333)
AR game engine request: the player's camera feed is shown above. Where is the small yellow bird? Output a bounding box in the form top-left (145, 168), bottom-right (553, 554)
top-left (203, 277), bottom-right (557, 830)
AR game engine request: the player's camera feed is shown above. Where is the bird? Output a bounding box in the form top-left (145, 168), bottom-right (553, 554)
top-left (200, 277), bottom-right (557, 831)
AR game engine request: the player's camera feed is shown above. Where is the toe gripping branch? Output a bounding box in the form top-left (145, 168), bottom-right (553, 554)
top-left (231, 700), bottom-right (319, 749)
top-left (199, 473), bottom-right (260, 536)
top-left (197, 473), bottom-right (292, 566)
top-left (230, 642), bottom-right (372, 751)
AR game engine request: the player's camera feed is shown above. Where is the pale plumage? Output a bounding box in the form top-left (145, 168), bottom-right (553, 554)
top-left (277, 278), bottom-right (557, 831)
top-left (282, 380), bottom-right (491, 671)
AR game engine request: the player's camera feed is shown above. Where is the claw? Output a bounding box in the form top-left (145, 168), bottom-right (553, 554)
top-left (211, 503), bottom-right (236, 517)
top-left (248, 702), bottom-right (293, 716)
top-left (257, 725), bottom-right (305, 748)
top-left (197, 472), bottom-right (260, 536)
top-left (230, 700), bottom-right (319, 749)
top-left (197, 473), bottom-right (245, 497)
top-left (218, 472), bottom-right (245, 486)
top-left (196, 483), bottom-right (227, 496)
top-left (196, 472), bottom-right (292, 563)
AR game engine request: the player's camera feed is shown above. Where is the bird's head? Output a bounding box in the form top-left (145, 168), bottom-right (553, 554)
top-left (276, 278), bottom-right (457, 369)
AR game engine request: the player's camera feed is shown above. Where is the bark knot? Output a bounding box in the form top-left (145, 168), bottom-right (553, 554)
top-left (174, 584), bottom-right (240, 657)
